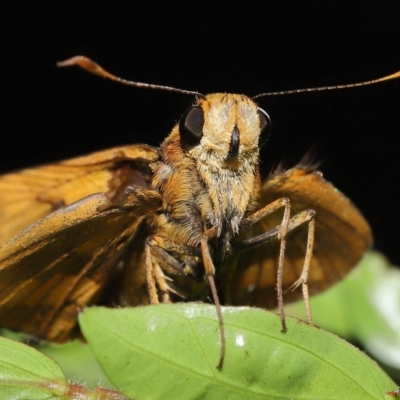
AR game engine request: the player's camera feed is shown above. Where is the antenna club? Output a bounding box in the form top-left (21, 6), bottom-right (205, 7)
top-left (57, 55), bottom-right (199, 96)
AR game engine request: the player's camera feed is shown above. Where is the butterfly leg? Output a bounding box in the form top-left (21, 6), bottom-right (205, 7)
top-left (238, 205), bottom-right (315, 329)
top-left (200, 226), bottom-right (225, 368)
top-left (146, 230), bottom-right (225, 368)
top-left (286, 214), bottom-right (315, 323)
top-left (152, 264), bottom-right (173, 303)
top-left (240, 198), bottom-right (291, 330)
top-left (151, 247), bottom-right (190, 301)
top-left (145, 235), bottom-right (201, 304)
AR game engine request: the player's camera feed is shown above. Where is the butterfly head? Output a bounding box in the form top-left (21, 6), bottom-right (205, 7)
top-left (179, 93), bottom-right (270, 173)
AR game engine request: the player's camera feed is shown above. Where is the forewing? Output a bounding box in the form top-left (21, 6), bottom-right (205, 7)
top-left (0, 187), bottom-right (161, 342)
top-left (228, 167), bottom-right (373, 308)
top-left (0, 144), bottom-right (158, 245)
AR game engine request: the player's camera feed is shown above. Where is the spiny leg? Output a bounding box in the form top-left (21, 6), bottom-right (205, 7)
top-left (153, 264), bottom-right (172, 303)
top-left (145, 235), bottom-right (201, 304)
top-left (286, 217), bottom-right (315, 323)
top-left (241, 198), bottom-right (291, 330)
top-left (237, 207), bottom-right (316, 327)
top-left (151, 247), bottom-right (189, 301)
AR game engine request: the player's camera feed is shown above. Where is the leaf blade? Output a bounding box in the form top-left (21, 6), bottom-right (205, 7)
top-left (80, 304), bottom-right (394, 399)
top-left (0, 336), bottom-right (66, 399)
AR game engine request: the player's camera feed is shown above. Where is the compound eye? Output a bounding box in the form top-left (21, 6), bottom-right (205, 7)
top-left (179, 106), bottom-right (204, 147)
top-left (257, 107), bottom-right (271, 148)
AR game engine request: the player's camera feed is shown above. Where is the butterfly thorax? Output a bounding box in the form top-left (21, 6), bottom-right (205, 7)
top-left (150, 94), bottom-right (263, 268)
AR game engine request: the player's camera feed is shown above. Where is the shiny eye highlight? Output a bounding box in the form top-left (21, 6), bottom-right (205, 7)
top-left (257, 107), bottom-right (271, 148)
top-left (179, 106), bottom-right (204, 147)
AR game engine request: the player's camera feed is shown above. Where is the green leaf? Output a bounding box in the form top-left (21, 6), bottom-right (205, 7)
top-left (0, 336), bottom-right (127, 399)
top-left (0, 336), bottom-right (67, 399)
top-left (285, 251), bottom-right (400, 372)
top-left (80, 304), bottom-right (395, 399)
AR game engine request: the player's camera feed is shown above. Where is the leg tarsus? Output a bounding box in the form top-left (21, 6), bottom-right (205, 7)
top-left (285, 216), bottom-right (315, 324)
top-left (207, 273), bottom-right (225, 370)
top-left (201, 227), bottom-right (225, 369)
top-left (236, 204), bottom-right (316, 328)
top-left (276, 199), bottom-right (291, 331)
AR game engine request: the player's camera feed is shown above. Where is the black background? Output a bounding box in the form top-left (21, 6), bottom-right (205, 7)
top-left (2, 2), bottom-right (400, 264)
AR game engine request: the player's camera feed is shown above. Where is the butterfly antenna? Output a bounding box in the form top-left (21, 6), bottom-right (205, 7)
top-left (57, 56), bottom-right (201, 97)
top-left (253, 70), bottom-right (400, 99)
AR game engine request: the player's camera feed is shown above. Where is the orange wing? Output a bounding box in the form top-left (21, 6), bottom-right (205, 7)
top-left (0, 145), bottom-right (160, 341)
top-left (0, 188), bottom-right (161, 342)
top-left (228, 167), bottom-right (373, 308)
top-left (0, 144), bottom-right (158, 244)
